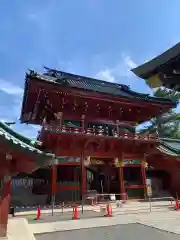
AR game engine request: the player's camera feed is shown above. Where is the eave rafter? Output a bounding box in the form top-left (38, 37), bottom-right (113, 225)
top-left (20, 68), bottom-right (176, 124)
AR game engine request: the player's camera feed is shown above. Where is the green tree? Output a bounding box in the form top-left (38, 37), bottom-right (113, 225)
top-left (139, 88), bottom-right (180, 138)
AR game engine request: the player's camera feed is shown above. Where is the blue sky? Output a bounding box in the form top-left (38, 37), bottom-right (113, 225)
top-left (0, 0), bottom-right (179, 138)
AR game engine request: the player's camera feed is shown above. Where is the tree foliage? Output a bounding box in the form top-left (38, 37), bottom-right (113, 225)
top-left (139, 88), bottom-right (180, 138)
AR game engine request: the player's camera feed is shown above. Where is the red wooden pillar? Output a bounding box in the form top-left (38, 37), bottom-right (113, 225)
top-left (0, 176), bottom-right (11, 237)
top-left (80, 150), bottom-right (86, 214)
top-left (116, 120), bottom-right (120, 135)
top-left (105, 164), bottom-right (110, 193)
top-left (81, 115), bottom-right (86, 195)
top-left (115, 157), bottom-right (126, 200)
top-left (81, 151), bottom-right (86, 196)
top-left (51, 111), bottom-right (62, 201)
top-left (119, 166), bottom-right (126, 200)
top-left (57, 112), bottom-right (63, 128)
top-left (51, 165), bottom-right (57, 200)
top-left (141, 157), bottom-right (147, 199)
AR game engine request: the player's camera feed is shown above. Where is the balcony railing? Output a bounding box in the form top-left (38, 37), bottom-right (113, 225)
top-left (42, 125), bottom-right (159, 142)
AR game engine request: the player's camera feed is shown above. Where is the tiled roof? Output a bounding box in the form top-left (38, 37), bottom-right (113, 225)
top-left (131, 42), bottom-right (180, 79)
top-left (157, 138), bottom-right (180, 157)
top-left (0, 121), bottom-right (55, 162)
top-left (25, 67), bottom-right (177, 106)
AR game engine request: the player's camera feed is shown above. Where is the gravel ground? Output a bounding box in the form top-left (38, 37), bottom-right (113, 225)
top-left (35, 223), bottom-right (180, 240)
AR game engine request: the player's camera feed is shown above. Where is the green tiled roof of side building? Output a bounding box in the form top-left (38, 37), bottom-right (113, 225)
top-left (158, 138), bottom-right (180, 157)
top-left (0, 121), bottom-right (55, 166)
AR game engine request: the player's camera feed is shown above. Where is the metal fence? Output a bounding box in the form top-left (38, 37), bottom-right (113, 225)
top-left (92, 194), bottom-right (175, 215)
top-left (10, 179), bottom-right (177, 216)
top-left (11, 178), bottom-right (48, 188)
top-left (11, 178), bottom-right (81, 207)
top-left (94, 193), bottom-right (128, 205)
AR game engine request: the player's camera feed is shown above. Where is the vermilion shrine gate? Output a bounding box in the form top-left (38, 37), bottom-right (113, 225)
top-left (0, 65), bottom-right (179, 238)
top-left (20, 68), bottom-right (176, 202)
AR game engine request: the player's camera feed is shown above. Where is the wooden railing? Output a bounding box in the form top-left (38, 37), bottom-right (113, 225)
top-left (42, 125), bottom-right (159, 142)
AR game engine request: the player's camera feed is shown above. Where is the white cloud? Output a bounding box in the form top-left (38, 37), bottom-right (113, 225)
top-left (96, 69), bottom-right (115, 82)
top-left (124, 56), bottom-right (137, 69)
top-left (95, 55), bottom-right (137, 84)
top-left (0, 98), bottom-right (22, 122)
top-left (0, 79), bottom-right (23, 96)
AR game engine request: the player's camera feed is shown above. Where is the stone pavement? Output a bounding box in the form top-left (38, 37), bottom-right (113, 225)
top-left (6, 204), bottom-right (180, 239)
top-left (29, 211), bottom-right (180, 235)
top-left (35, 224), bottom-right (180, 240)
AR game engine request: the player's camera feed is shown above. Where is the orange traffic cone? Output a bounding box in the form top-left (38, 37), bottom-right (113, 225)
top-left (72, 206), bottom-right (79, 220)
top-left (105, 204), bottom-right (112, 217)
top-left (34, 206), bottom-right (41, 220)
top-left (175, 199), bottom-right (179, 210)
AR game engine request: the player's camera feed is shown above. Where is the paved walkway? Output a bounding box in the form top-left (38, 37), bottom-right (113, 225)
top-left (29, 211), bottom-right (180, 235)
top-left (35, 224), bottom-right (180, 240)
top-left (7, 202), bottom-right (180, 239)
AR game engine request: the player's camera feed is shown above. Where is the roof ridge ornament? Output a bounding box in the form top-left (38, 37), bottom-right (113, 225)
top-left (26, 69), bottom-right (38, 78)
top-left (43, 66), bottom-right (130, 89)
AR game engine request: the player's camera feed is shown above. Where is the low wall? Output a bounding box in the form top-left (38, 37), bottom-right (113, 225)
top-left (7, 218), bottom-right (35, 240)
top-left (11, 179), bottom-right (81, 206)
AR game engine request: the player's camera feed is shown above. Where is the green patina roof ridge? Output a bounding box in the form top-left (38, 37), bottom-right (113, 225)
top-left (0, 121), bottom-right (38, 147)
top-left (158, 138), bottom-right (180, 156)
top-left (0, 121), bottom-right (54, 159)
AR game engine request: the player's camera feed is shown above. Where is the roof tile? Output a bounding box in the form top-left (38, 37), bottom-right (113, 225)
top-left (26, 67), bottom-right (177, 106)
top-left (0, 121), bottom-right (54, 160)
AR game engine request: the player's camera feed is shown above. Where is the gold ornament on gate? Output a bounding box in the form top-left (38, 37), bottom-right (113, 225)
top-left (84, 156), bottom-right (91, 166)
top-left (114, 158), bottom-right (124, 167)
top-left (141, 160), bottom-right (148, 168)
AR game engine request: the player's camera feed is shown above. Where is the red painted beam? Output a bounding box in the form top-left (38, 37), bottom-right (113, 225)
top-left (0, 178), bottom-right (11, 237)
top-left (21, 80), bottom-right (174, 124)
top-left (125, 185), bottom-right (144, 189)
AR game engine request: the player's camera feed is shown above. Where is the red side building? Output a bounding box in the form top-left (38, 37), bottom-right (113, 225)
top-left (19, 67), bottom-right (177, 202)
top-left (0, 121), bottom-right (54, 237)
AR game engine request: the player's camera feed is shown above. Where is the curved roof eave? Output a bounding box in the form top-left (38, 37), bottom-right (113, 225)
top-left (23, 69), bottom-right (176, 106)
top-left (0, 121), bottom-right (55, 162)
top-left (157, 145), bottom-right (180, 157)
top-left (156, 137), bottom-right (180, 157)
top-left (131, 42), bottom-right (180, 78)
